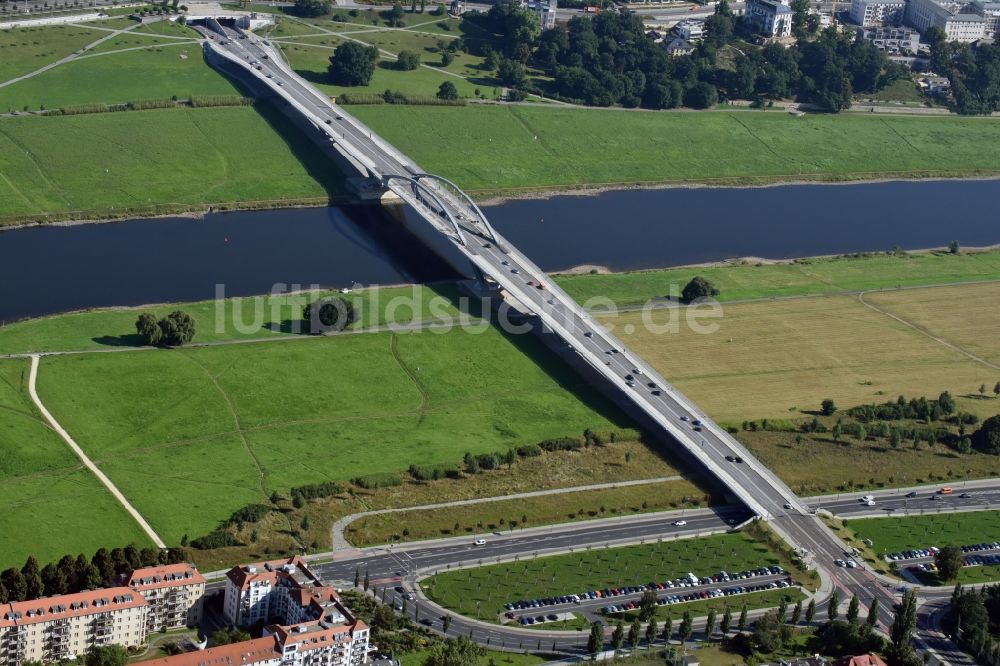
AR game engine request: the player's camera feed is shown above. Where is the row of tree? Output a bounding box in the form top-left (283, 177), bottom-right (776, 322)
top-left (471, 0), bottom-right (904, 111)
top-left (0, 545), bottom-right (188, 604)
top-left (947, 583), bottom-right (1000, 665)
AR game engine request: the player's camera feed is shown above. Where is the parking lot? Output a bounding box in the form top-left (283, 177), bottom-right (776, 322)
top-left (500, 564), bottom-right (793, 625)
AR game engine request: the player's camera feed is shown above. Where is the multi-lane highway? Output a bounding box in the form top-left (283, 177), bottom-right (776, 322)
top-left (196, 25), bottom-right (985, 662)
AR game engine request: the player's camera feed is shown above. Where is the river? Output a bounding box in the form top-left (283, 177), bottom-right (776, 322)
top-left (2, 179), bottom-right (999, 324)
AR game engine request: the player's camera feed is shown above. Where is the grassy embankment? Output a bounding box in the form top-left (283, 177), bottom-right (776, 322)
top-left (422, 532), bottom-right (798, 622)
top-left (4, 254), bottom-right (1000, 568)
top-left (31, 326), bottom-right (633, 546)
top-left (845, 511), bottom-right (1000, 585)
top-left (345, 480), bottom-right (708, 547)
top-left (0, 358), bottom-right (153, 569)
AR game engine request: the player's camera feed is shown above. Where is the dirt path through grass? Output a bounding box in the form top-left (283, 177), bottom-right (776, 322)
top-left (856, 290), bottom-right (1000, 371)
top-left (26, 354), bottom-right (166, 547)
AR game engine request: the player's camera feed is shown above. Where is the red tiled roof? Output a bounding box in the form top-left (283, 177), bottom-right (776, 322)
top-left (141, 637), bottom-right (279, 666)
top-left (838, 654), bottom-right (888, 666)
top-left (128, 563), bottom-right (206, 592)
top-left (268, 619), bottom-right (369, 652)
top-left (0, 587), bottom-right (147, 628)
top-left (225, 556), bottom-right (309, 591)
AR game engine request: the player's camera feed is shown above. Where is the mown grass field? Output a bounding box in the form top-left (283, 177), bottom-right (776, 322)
top-left (0, 24), bottom-right (106, 83)
top-left (35, 326), bottom-right (628, 542)
top-left (606, 282), bottom-right (1000, 424)
top-left (848, 511), bottom-right (1000, 555)
top-left (0, 283), bottom-right (464, 354)
top-left (349, 105), bottom-right (1000, 192)
top-left (347, 479), bottom-right (708, 546)
top-left (422, 532), bottom-right (781, 619)
top-left (558, 251), bottom-right (1000, 307)
top-left (0, 106), bottom-right (344, 224)
top-left (0, 41), bottom-right (237, 110)
top-left (0, 358), bottom-right (153, 569)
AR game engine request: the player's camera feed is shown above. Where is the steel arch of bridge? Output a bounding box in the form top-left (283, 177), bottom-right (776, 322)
top-left (382, 175), bottom-right (467, 246)
top-left (411, 173), bottom-right (501, 247)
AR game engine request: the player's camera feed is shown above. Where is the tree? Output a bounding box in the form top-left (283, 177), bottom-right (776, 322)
top-left (981, 383), bottom-right (988, 396)
top-left (936, 544), bottom-right (965, 581)
top-left (847, 595), bottom-right (860, 625)
top-left (303, 297), bottom-right (355, 333)
top-left (720, 606), bottom-right (732, 635)
top-left (948, 240), bottom-right (961, 254)
top-left (40, 563), bottom-right (68, 596)
top-left (890, 429), bottom-right (903, 449)
top-left (938, 390), bottom-right (956, 415)
top-left (158, 311), bottom-right (195, 346)
top-left (1, 568), bottom-right (26, 602)
top-left (363, 569), bottom-right (370, 591)
top-left (300, 515), bottom-right (311, 531)
top-left (75, 554), bottom-right (101, 590)
top-left (587, 621), bottom-right (604, 654)
top-left (396, 50), bottom-right (420, 70)
top-left (385, 1), bottom-right (405, 25)
top-left (681, 277), bottom-right (720, 304)
top-left (972, 415), bottom-right (1000, 455)
top-left (329, 43), bottom-right (379, 86)
top-left (645, 618), bottom-right (658, 647)
top-left (135, 313), bottom-right (162, 346)
top-left (832, 422), bottom-right (843, 442)
top-left (56, 555), bottom-right (77, 593)
top-left (805, 598), bottom-right (816, 624)
top-left (291, 0), bottom-right (331, 16)
top-left (738, 604), bottom-right (748, 631)
top-left (994, 380), bottom-right (1000, 397)
top-left (821, 398), bottom-right (837, 416)
top-left (354, 567), bottom-right (361, 588)
top-left (639, 589), bottom-right (658, 621)
top-left (441, 51), bottom-right (455, 66)
top-left (888, 590), bottom-right (918, 666)
top-left (791, 600), bottom-right (802, 625)
top-left (628, 618), bottom-right (641, 648)
top-left (705, 608), bottom-right (717, 638)
top-left (84, 645), bottom-right (128, 666)
top-left (497, 57), bottom-right (527, 87)
top-left (684, 82), bottom-right (718, 109)
top-left (212, 627), bottom-right (251, 646)
top-left (663, 615), bottom-right (673, 642)
top-left (864, 597), bottom-right (879, 636)
top-left (442, 614), bottom-right (451, 633)
top-left (424, 636), bottom-right (486, 666)
top-left (679, 611), bottom-right (693, 644)
top-left (611, 621), bottom-right (625, 652)
top-left (753, 610), bottom-right (786, 653)
top-left (437, 81), bottom-right (459, 100)
top-left (21, 556), bottom-right (43, 600)
top-left (828, 589), bottom-right (840, 622)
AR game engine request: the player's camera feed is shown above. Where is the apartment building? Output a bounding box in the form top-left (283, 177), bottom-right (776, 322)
top-left (144, 589), bottom-right (370, 666)
top-left (745, 0), bottom-right (794, 36)
top-left (857, 25), bottom-right (921, 52)
top-left (223, 557), bottom-right (328, 627)
top-left (126, 563), bottom-right (206, 632)
top-left (0, 588), bottom-right (148, 666)
top-left (905, 0), bottom-right (987, 39)
top-left (850, 0), bottom-right (907, 26)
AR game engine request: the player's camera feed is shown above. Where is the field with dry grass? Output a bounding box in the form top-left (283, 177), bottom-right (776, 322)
top-left (605, 283), bottom-right (1000, 424)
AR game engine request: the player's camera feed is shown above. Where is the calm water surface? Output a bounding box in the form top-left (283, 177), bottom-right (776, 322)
top-left (2, 180), bottom-right (999, 324)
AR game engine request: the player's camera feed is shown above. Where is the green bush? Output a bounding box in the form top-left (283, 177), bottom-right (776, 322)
top-left (291, 481), bottom-right (344, 500)
top-left (352, 472), bottom-right (403, 489)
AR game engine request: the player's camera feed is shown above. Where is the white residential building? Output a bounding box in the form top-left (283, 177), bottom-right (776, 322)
top-left (970, 0), bottom-right (1000, 35)
top-left (906, 0), bottom-right (987, 39)
top-left (223, 557), bottom-right (365, 631)
top-left (536, 0), bottom-right (556, 30)
top-left (674, 19), bottom-right (705, 40)
top-left (126, 563), bottom-right (206, 632)
top-left (850, 0), bottom-right (907, 26)
top-left (0, 588), bottom-right (148, 665)
top-left (145, 590), bottom-right (369, 666)
top-left (745, 0), bottom-right (794, 36)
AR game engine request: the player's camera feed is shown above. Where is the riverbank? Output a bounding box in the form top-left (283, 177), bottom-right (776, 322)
top-left (7, 104), bottom-right (1000, 226)
top-left (2, 245), bottom-right (998, 354)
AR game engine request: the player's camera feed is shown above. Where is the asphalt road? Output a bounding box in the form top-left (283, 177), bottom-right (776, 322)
top-left (199, 28), bottom-right (980, 662)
